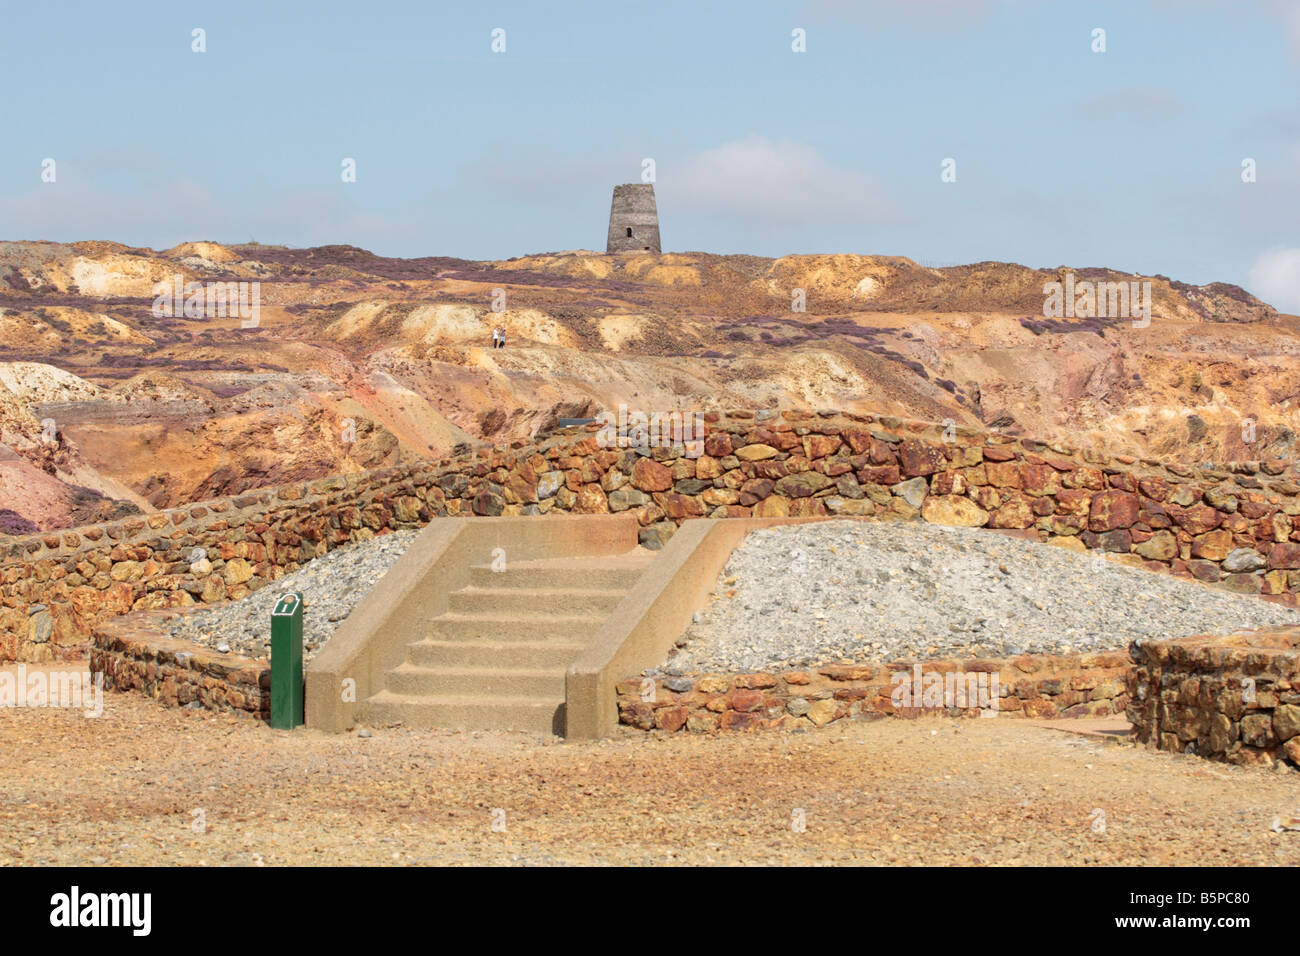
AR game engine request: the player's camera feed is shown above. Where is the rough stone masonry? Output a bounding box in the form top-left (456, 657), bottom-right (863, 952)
top-left (5, 408), bottom-right (1300, 663)
top-left (606, 183), bottom-right (661, 253)
top-left (1128, 625), bottom-right (1300, 768)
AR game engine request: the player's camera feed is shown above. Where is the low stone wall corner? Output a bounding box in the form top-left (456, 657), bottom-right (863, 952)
top-left (91, 610), bottom-right (270, 718)
top-left (1126, 626), bottom-right (1300, 768)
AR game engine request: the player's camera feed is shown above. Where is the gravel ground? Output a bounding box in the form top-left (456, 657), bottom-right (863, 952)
top-left (662, 520), bottom-right (1300, 674)
top-left (165, 531), bottom-right (418, 661)
top-left (2, 686), bottom-right (1299, 866)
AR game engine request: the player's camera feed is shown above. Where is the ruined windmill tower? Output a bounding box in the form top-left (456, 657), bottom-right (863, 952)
top-left (606, 183), bottom-right (661, 253)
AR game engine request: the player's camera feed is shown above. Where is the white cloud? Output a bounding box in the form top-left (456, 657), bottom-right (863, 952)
top-left (1248, 248), bottom-right (1300, 312)
top-left (1074, 86), bottom-right (1188, 123)
top-left (673, 135), bottom-right (899, 231)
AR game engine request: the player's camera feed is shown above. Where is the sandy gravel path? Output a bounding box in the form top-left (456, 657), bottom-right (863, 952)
top-left (3, 686), bottom-right (1300, 866)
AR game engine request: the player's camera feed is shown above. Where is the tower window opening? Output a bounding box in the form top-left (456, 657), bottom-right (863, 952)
top-left (626, 227), bottom-right (633, 237)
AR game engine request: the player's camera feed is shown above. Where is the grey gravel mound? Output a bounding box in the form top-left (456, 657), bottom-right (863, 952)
top-left (657, 520), bottom-right (1300, 675)
top-left (166, 530), bottom-right (418, 662)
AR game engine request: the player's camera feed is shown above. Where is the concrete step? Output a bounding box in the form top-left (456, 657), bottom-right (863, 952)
top-left (425, 612), bottom-right (604, 643)
top-left (362, 548), bottom-right (654, 735)
top-left (386, 663), bottom-right (565, 698)
top-left (363, 689), bottom-right (565, 735)
top-left (447, 586), bottom-right (626, 616)
top-left (408, 638), bottom-right (585, 669)
top-left (467, 554), bottom-right (650, 590)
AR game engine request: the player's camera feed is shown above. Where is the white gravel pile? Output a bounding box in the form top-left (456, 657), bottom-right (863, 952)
top-left (166, 530), bottom-right (419, 662)
top-left (658, 520), bottom-right (1300, 674)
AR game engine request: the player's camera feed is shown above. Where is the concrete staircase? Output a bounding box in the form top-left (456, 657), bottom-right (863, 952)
top-left (363, 550), bottom-right (653, 734)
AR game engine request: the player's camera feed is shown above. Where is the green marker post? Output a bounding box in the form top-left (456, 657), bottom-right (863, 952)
top-left (270, 591), bottom-right (304, 729)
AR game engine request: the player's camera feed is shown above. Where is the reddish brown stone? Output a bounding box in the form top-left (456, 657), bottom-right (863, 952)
top-left (572, 484), bottom-right (608, 514)
top-left (1055, 489), bottom-right (1093, 515)
top-left (753, 496), bottom-right (790, 517)
top-left (1107, 473), bottom-right (1139, 493)
top-left (1138, 502), bottom-right (1170, 529)
top-left (732, 673), bottom-right (778, 689)
top-left (1070, 467), bottom-right (1106, 490)
top-left (657, 492), bottom-right (705, 519)
top-left (752, 460), bottom-right (789, 480)
top-left (1089, 490), bottom-right (1140, 531)
top-left (1020, 463), bottom-right (1062, 496)
top-left (654, 706), bottom-right (690, 733)
top-left (1022, 699), bottom-right (1057, 718)
top-left (725, 689), bottom-right (766, 712)
top-left (1094, 529), bottom-right (1131, 552)
top-left (695, 455), bottom-right (723, 479)
top-left (1190, 529), bottom-right (1233, 561)
top-left (988, 496), bottom-right (1034, 529)
top-left (788, 497), bottom-right (828, 517)
top-left (930, 471), bottom-right (966, 495)
top-left (867, 439), bottom-right (898, 466)
top-left (704, 432), bottom-right (733, 458)
top-left (985, 461), bottom-right (1024, 489)
top-left (719, 710), bottom-right (764, 731)
top-left (841, 428), bottom-right (873, 455)
top-left (898, 439), bottom-right (946, 477)
top-left (833, 686), bottom-right (871, 701)
top-left (857, 465), bottom-right (902, 485)
top-left (1269, 543), bottom-right (1300, 570)
top-left (1240, 500), bottom-right (1272, 519)
top-left (1138, 476), bottom-right (1171, 501)
top-left (820, 665), bottom-right (878, 681)
top-left (631, 457), bottom-right (674, 492)
top-left (1167, 503), bottom-right (1224, 535)
top-left (619, 701), bottom-right (655, 729)
top-left (803, 434), bottom-right (843, 459)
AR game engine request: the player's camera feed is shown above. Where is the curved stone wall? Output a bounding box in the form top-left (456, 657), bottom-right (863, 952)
top-left (4, 408), bottom-right (1299, 662)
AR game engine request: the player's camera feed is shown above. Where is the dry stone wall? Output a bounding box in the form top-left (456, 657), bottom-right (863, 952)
top-left (1127, 626), bottom-right (1300, 768)
top-left (618, 652), bottom-right (1130, 734)
top-left (92, 609), bottom-right (270, 717)
top-left (4, 408), bottom-right (1300, 662)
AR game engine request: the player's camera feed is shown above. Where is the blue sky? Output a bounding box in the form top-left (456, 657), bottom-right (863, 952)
top-left (3, 0), bottom-right (1299, 307)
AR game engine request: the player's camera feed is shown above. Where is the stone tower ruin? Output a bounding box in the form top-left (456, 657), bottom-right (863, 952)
top-left (606, 184), bottom-right (661, 254)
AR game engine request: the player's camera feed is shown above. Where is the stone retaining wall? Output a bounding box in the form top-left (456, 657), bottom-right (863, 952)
top-left (1126, 626), bottom-right (1300, 768)
top-left (5, 408), bottom-right (1300, 662)
top-left (90, 609), bottom-right (270, 718)
top-left (618, 652), bottom-right (1130, 733)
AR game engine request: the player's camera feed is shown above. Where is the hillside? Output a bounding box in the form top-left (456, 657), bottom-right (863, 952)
top-left (1, 239), bottom-right (1296, 530)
